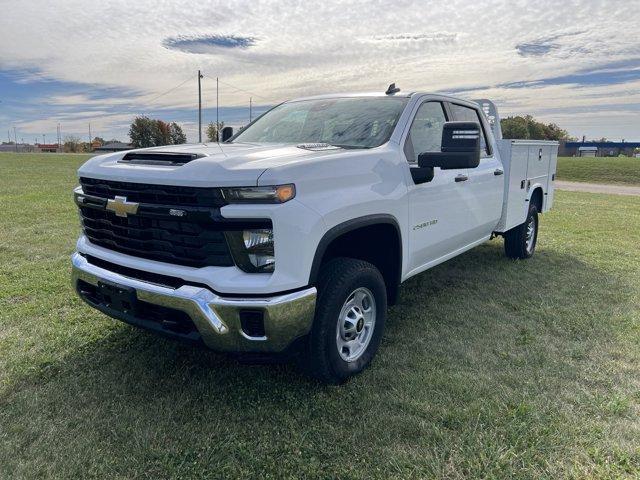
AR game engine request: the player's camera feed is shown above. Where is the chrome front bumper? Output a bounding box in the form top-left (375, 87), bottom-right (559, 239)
top-left (71, 253), bottom-right (317, 352)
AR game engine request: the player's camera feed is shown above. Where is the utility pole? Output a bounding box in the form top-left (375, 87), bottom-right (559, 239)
top-left (13, 127), bottom-right (17, 152)
top-left (198, 70), bottom-right (203, 143)
top-left (216, 77), bottom-right (219, 142)
top-left (43, 134), bottom-right (46, 145)
top-left (249, 97), bottom-right (252, 123)
top-left (89, 123), bottom-right (92, 151)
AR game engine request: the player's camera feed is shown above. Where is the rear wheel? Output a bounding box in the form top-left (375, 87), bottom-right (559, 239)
top-left (504, 203), bottom-right (539, 259)
top-left (301, 258), bottom-right (387, 384)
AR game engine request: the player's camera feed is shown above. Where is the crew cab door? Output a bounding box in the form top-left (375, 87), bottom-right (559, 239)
top-left (448, 102), bottom-right (504, 239)
top-left (404, 101), bottom-right (477, 274)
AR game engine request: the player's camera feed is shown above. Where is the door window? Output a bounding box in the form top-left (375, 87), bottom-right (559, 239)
top-left (404, 102), bottom-right (447, 163)
top-left (449, 103), bottom-right (491, 156)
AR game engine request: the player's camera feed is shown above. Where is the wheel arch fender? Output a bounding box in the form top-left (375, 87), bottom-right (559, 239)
top-left (527, 184), bottom-right (545, 212)
top-left (308, 214), bottom-right (403, 304)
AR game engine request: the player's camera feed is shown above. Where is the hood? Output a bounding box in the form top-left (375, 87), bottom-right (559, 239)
top-left (78, 142), bottom-right (349, 187)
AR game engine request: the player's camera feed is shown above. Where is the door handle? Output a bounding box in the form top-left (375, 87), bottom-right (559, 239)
top-left (494, 169), bottom-right (504, 176)
top-left (455, 174), bottom-right (468, 183)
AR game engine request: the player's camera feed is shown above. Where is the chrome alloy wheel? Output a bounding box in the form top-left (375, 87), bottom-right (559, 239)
top-left (336, 287), bottom-right (376, 362)
top-left (525, 214), bottom-right (537, 254)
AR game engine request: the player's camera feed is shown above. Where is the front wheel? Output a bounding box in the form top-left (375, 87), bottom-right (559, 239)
top-left (301, 258), bottom-right (387, 384)
top-left (504, 203), bottom-right (539, 259)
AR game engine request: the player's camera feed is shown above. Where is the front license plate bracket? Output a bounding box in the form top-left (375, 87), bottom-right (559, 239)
top-left (97, 280), bottom-right (138, 315)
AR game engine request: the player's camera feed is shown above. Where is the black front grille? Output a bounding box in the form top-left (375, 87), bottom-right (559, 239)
top-left (80, 177), bottom-right (226, 207)
top-left (80, 207), bottom-right (234, 268)
top-left (78, 178), bottom-right (236, 268)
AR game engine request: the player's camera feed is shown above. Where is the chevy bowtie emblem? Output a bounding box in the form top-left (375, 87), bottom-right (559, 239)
top-left (106, 196), bottom-right (139, 217)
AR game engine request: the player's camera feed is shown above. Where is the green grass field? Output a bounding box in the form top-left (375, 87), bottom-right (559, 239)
top-left (557, 156), bottom-right (640, 185)
top-left (1, 153), bottom-right (639, 479)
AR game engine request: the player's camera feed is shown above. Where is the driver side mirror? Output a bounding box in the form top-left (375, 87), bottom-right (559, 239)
top-left (418, 122), bottom-right (481, 170)
top-left (221, 126), bottom-right (234, 142)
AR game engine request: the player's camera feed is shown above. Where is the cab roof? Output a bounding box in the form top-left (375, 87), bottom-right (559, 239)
top-left (287, 91), bottom-right (471, 104)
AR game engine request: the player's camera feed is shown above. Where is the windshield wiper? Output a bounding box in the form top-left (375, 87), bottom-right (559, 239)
top-left (297, 143), bottom-right (369, 151)
top-left (327, 144), bottom-right (369, 150)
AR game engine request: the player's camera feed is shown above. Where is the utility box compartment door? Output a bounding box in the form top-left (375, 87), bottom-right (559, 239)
top-left (495, 140), bottom-right (558, 233)
top-left (527, 145), bottom-right (549, 182)
top-left (495, 140), bottom-right (529, 232)
top-left (526, 144), bottom-right (557, 213)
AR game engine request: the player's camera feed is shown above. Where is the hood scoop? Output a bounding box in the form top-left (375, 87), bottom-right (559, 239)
top-left (119, 152), bottom-right (205, 166)
top-left (296, 143), bottom-right (342, 151)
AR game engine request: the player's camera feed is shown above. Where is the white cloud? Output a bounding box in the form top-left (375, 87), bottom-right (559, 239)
top-left (1, 0), bottom-right (639, 140)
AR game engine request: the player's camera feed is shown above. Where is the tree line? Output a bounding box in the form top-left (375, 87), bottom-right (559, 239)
top-left (128, 117), bottom-right (228, 147)
top-left (60, 114), bottom-right (573, 153)
top-left (129, 117), bottom-right (187, 148)
top-left (128, 115), bottom-right (568, 145)
top-left (500, 115), bottom-right (570, 141)
top-left (59, 117), bottom-right (229, 152)
top-left (62, 136), bottom-right (120, 153)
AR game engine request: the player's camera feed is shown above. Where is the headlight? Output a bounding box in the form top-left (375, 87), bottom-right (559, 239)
top-left (225, 229), bottom-right (275, 273)
top-left (221, 184), bottom-right (295, 204)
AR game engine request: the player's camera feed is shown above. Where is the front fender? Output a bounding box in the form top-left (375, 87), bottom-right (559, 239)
top-left (308, 214), bottom-right (403, 285)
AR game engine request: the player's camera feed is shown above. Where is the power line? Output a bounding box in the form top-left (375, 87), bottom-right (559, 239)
top-left (141, 75), bottom-right (195, 108)
top-left (218, 79), bottom-right (268, 100)
top-left (201, 76), bottom-right (271, 129)
top-left (3, 74), bottom-right (196, 138)
top-left (201, 75), bottom-right (268, 101)
top-left (6, 71), bottom-right (267, 142)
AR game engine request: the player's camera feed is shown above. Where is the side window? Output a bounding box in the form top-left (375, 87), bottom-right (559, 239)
top-left (404, 102), bottom-right (447, 163)
top-left (449, 103), bottom-right (491, 156)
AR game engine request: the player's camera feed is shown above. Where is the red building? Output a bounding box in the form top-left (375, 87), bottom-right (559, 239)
top-left (36, 143), bottom-right (61, 153)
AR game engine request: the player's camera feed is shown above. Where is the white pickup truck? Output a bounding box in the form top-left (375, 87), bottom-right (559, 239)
top-left (72, 87), bottom-right (558, 383)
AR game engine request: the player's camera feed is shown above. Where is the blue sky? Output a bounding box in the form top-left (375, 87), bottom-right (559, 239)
top-left (1, 0), bottom-right (639, 143)
top-left (0, 68), bottom-right (270, 144)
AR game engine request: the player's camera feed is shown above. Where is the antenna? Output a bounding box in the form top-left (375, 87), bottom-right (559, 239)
top-left (385, 83), bottom-right (400, 95)
top-left (198, 70), bottom-right (203, 143)
top-left (216, 77), bottom-right (219, 143)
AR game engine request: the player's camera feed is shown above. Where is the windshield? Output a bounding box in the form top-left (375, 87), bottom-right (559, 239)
top-left (231, 97), bottom-right (409, 148)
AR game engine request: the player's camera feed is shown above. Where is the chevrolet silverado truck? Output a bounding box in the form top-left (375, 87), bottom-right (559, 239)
top-left (72, 87), bottom-right (558, 383)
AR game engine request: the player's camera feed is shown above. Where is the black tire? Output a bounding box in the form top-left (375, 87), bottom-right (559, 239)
top-left (504, 203), bottom-right (539, 259)
top-left (300, 257), bottom-right (387, 384)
